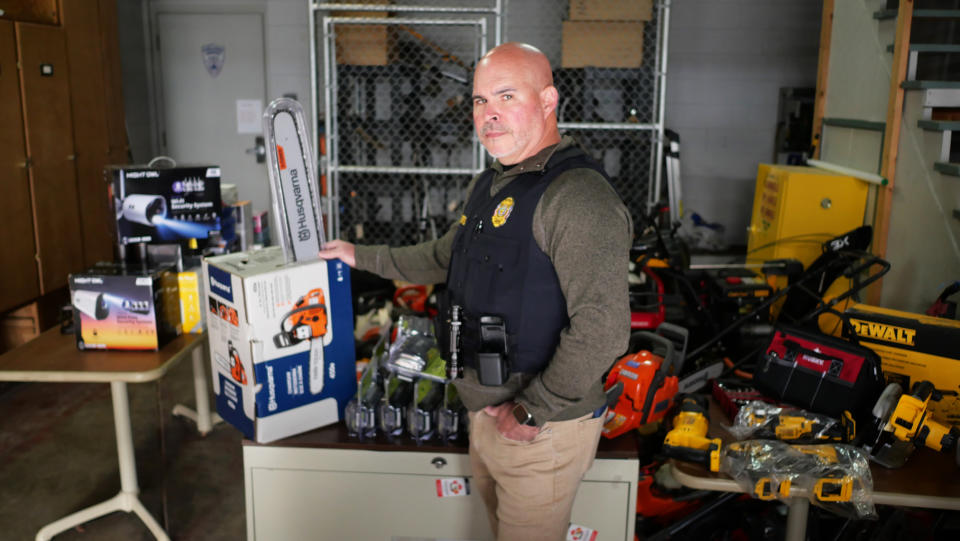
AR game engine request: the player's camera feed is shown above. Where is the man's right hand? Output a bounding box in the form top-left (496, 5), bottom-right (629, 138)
top-left (318, 240), bottom-right (356, 268)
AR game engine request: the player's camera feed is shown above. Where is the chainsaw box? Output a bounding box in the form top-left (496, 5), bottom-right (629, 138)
top-left (203, 247), bottom-right (356, 443)
top-left (843, 303), bottom-right (960, 426)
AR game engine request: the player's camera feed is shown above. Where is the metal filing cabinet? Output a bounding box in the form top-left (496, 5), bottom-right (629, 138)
top-left (243, 424), bottom-right (639, 540)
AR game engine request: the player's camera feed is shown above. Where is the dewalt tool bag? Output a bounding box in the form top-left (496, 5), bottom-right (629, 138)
top-left (754, 326), bottom-right (885, 419)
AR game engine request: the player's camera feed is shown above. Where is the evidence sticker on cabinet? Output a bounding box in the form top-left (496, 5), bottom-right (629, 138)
top-left (435, 477), bottom-right (470, 498)
top-left (566, 524), bottom-right (598, 541)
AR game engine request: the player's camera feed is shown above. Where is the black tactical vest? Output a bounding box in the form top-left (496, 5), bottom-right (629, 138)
top-left (446, 146), bottom-right (609, 376)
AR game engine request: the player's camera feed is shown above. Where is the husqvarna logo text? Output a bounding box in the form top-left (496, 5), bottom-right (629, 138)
top-left (208, 266), bottom-right (234, 302)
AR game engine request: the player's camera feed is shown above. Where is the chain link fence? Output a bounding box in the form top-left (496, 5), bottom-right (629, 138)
top-left (312, 1), bottom-right (666, 245)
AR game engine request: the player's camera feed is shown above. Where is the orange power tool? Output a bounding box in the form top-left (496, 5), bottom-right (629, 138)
top-left (602, 323), bottom-right (689, 439)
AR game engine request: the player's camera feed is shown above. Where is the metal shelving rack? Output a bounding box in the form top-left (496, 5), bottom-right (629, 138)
top-left (310, 1), bottom-right (670, 244)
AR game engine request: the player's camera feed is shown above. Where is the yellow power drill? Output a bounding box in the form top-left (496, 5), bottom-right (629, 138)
top-left (662, 394), bottom-right (723, 472)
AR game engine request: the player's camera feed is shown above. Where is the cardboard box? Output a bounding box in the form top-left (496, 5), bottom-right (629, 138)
top-left (561, 22), bottom-right (644, 68)
top-left (69, 263), bottom-right (182, 351)
top-left (333, 0), bottom-right (393, 65)
top-left (106, 165), bottom-right (223, 247)
top-left (569, 0), bottom-right (653, 21)
top-left (336, 25), bottom-right (393, 65)
top-left (203, 247), bottom-right (356, 443)
top-left (843, 303), bottom-right (960, 426)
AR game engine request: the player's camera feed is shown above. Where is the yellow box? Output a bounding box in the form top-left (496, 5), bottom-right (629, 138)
top-left (569, 0), bottom-right (653, 21)
top-left (561, 21), bottom-right (644, 68)
top-left (843, 303), bottom-right (960, 427)
top-left (747, 165), bottom-right (869, 268)
top-left (179, 270), bottom-right (203, 334)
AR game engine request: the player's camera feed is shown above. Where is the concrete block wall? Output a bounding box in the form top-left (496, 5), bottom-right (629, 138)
top-left (666, 0), bottom-right (822, 247)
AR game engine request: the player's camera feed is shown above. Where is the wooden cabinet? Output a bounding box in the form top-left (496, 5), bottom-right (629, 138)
top-left (0, 0), bottom-right (59, 25)
top-left (17, 22), bottom-right (85, 295)
top-left (243, 425), bottom-right (639, 540)
top-left (0, 2), bottom-right (126, 315)
top-left (62, 0), bottom-right (127, 266)
top-left (0, 20), bottom-right (40, 311)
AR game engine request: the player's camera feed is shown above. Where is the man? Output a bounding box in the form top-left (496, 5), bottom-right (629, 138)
top-left (319, 42), bottom-right (631, 540)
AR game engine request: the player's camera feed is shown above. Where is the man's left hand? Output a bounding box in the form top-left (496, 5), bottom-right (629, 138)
top-left (484, 402), bottom-right (539, 442)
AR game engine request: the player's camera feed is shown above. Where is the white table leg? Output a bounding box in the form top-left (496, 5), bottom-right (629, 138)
top-left (785, 497), bottom-right (810, 541)
top-left (35, 382), bottom-right (170, 541)
top-left (171, 344), bottom-right (222, 435)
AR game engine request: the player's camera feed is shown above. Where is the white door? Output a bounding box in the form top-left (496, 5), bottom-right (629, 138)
top-left (155, 10), bottom-right (270, 213)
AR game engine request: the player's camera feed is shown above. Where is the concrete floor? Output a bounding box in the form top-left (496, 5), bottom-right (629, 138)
top-left (0, 354), bottom-right (246, 540)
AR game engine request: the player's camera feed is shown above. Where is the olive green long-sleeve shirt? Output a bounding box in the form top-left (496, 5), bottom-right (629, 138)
top-left (355, 136), bottom-right (632, 425)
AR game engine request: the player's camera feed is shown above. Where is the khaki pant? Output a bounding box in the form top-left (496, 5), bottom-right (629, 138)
top-left (467, 410), bottom-right (605, 541)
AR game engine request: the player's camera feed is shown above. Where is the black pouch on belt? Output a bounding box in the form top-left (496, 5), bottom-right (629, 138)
top-left (477, 315), bottom-right (509, 386)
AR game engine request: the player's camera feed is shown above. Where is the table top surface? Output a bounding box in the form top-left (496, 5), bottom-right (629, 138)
top-left (245, 417), bottom-right (642, 460)
top-left (671, 398), bottom-right (960, 510)
top-left (0, 328), bottom-right (205, 384)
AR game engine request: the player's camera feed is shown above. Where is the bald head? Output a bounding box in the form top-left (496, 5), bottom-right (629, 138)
top-left (477, 43), bottom-right (555, 90)
top-left (472, 42), bottom-right (561, 165)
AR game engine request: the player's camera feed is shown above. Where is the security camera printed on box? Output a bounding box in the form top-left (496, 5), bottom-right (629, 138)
top-left (108, 165), bottom-right (222, 246)
top-left (68, 264), bottom-right (182, 351)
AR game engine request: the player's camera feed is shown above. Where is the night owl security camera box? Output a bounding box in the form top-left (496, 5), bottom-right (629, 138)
top-left (68, 263), bottom-right (182, 351)
top-left (107, 165), bottom-right (223, 247)
top-left (202, 247), bottom-right (356, 443)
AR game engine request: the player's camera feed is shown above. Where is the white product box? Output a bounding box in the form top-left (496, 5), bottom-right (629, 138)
top-left (203, 247), bottom-right (356, 442)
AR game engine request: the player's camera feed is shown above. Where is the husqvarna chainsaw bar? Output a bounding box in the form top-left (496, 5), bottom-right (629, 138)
top-left (263, 98), bottom-right (325, 263)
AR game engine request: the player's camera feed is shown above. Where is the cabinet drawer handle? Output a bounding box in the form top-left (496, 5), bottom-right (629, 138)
top-left (431, 457), bottom-right (447, 469)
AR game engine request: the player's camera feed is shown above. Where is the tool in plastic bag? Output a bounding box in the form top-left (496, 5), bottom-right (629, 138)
top-left (721, 440), bottom-right (876, 519)
top-left (406, 351), bottom-right (447, 442)
top-left (727, 400), bottom-right (855, 444)
top-left (345, 332), bottom-right (388, 438)
top-left (437, 383), bottom-right (466, 441)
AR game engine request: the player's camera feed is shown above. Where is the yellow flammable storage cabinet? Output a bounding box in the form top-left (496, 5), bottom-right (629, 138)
top-left (747, 165), bottom-right (869, 268)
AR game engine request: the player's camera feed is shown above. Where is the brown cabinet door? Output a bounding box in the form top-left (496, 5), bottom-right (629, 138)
top-left (16, 22), bottom-right (84, 294)
top-left (61, 0), bottom-right (123, 266)
top-left (0, 0), bottom-right (60, 25)
top-left (0, 20), bottom-right (39, 313)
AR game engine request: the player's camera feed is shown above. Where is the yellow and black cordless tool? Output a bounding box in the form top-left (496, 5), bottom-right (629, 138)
top-left (662, 394), bottom-right (723, 472)
top-left (742, 407), bottom-right (856, 444)
top-left (868, 380), bottom-right (960, 467)
top-left (886, 381), bottom-right (959, 453)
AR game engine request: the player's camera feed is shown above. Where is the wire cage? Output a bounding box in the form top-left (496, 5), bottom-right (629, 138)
top-left (311, 0), bottom-right (670, 245)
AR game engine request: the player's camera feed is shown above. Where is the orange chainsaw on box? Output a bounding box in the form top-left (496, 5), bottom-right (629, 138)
top-left (602, 323), bottom-right (689, 439)
top-left (273, 288), bottom-right (329, 394)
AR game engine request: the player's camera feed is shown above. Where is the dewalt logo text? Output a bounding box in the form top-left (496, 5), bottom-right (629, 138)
top-left (849, 318), bottom-right (916, 346)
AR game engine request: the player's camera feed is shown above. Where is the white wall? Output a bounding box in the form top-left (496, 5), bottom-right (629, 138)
top-left (117, 0), bottom-right (152, 163)
top-left (118, 0), bottom-right (313, 163)
top-left (666, 0), bottom-right (822, 246)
